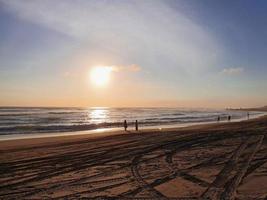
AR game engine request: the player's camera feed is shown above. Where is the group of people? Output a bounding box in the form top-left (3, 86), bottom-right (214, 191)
top-left (217, 112), bottom-right (250, 122)
top-left (123, 120), bottom-right (138, 131)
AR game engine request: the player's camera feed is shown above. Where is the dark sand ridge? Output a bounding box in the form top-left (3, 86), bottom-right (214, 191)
top-left (0, 115), bottom-right (267, 199)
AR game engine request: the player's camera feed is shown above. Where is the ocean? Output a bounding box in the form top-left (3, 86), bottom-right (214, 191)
top-left (0, 107), bottom-right (264, 136)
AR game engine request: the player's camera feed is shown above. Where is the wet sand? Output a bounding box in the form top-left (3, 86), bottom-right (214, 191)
top-left (1, 116), bottom-right (267, 199)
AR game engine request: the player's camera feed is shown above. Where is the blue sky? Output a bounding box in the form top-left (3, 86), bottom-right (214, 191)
top-left (0, 0), bottom-right (266, 108)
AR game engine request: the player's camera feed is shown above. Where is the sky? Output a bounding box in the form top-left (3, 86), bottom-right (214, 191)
top-left (0, 0), bottom-right (267, 108)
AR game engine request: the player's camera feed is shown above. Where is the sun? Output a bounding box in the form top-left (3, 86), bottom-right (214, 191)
top-left (90, 66), bottom-right (112, 87)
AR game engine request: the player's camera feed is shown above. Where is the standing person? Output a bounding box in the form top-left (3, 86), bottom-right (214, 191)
top-left (228, 115), bottom-right (231, 122)
top-left (217, 116), bottom-right (220, 122)
top-left (124, 120), bottom-right (128, 131)
top-left (247, 112), bottom-right (250, 120)
top-left (135, 120), bottom-right (138, 131)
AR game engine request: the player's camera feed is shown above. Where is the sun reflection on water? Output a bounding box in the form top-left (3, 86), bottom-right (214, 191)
top-left (88, 108), bottom-right (109, 124)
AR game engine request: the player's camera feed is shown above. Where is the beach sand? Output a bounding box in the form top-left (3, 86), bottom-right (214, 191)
top-left (1, 116), bottom-right (267, 199)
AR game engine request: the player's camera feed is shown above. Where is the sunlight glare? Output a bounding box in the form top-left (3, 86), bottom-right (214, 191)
top-left (90, 66), bottom-right (112, 87)
top-left (88, 108), bottom-right (108, 124)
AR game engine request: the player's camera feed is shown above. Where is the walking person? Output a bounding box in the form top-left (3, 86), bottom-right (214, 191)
top-left (135, 120), bottom-right (138, 131)
top-left (217, 116), bottom-right (220, 122)
top-left (228, 115), bottom-right (231, 122)
top-left (124, 120), bottom-right (128, 131)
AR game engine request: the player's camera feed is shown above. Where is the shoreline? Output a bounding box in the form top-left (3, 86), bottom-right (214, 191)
top-left (0, 112), bottom-right (266, 150)
top-left (0, 112), bottom-right (265, 142)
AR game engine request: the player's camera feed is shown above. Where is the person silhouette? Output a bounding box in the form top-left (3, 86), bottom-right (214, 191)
top-left (124, 120), bottom-right (128, 131)
top-left (217, 116), bottom-right (220, 122)
top-left (247, 112), bottom-right (250, 120)
top-left (228, 115), bottom-right (231, 122)
top-left (135, 120), bottom-right (138, 131)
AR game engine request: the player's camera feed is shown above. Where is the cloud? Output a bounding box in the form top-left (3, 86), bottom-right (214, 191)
top-left (63, 64), bottom-right (141, 79)
top-left (221, 67), bottom-right (244, 75)
top-left (112, 64), bottom-right (141, 72)
top-left (126, 64), bottom-right (141, 72)
top-left (1, 0), bottom-right (222, 74)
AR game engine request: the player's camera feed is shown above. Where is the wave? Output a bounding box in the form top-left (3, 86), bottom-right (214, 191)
top-left (0, 122), bottom-right (122, 135)
top-left (0, 107), bottom-right (263, 136)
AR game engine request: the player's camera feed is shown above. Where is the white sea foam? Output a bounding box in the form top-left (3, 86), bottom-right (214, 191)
top-left (0, 107), bottom-right (265, 137)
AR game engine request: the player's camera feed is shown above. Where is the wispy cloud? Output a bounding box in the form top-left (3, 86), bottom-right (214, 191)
top-left (1, 0), bottom-right (222, 74)
top-left (221, 67), bottom-right (244, 75)
top-left (112, 64), bottom-right (141, 72)
top-left (63, 64), bottom-right (141, 79)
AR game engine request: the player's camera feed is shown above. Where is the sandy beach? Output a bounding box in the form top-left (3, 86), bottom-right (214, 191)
top-left (0, 116), bottom-right (267, 199)
top-left (1, 0), bottom-right (267, 199)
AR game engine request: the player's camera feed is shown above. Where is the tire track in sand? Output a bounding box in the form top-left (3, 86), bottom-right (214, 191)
top-left (202, 135), bottom-right (264, 200)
